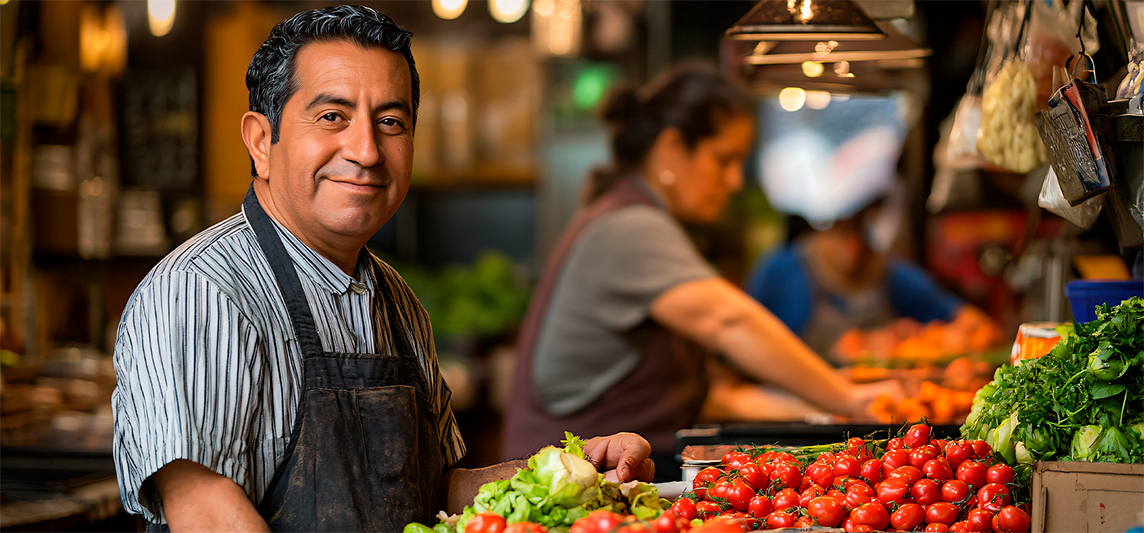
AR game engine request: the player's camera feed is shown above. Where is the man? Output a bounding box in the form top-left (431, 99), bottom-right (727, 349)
top-left (112, 6), bottom-right (653, 531)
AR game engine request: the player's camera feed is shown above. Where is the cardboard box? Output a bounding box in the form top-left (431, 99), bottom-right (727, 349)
top-left (1031, 461), bottom-right (1144, 533)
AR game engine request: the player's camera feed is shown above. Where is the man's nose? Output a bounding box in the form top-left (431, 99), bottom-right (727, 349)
top-left (343, 118), bottom-right (382, 168)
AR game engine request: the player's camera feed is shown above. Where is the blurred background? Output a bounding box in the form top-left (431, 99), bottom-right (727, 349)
top-left (0, 0), bottom-right (1140, 529)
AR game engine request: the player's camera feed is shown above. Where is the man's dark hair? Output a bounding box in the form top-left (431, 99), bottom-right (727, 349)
top-left (245, 5), bottom-right (419, 177)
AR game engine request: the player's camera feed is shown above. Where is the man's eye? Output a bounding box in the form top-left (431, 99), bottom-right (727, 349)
top-left (380, 117), bottom-right (403, 128)
top-left (320, 113), bottom-right (340, 122)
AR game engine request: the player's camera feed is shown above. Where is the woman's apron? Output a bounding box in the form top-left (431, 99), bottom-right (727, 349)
top-left (244, 187), bottom-right (445, 531)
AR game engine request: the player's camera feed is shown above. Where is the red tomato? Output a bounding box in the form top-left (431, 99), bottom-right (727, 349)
top-left (966, 508), bottom-right (994, 533)
top-left (969, 440), bottom-right (992, 459)
top-left (669, 497), bottom-right (697, 521)
top-left (570, 511), bottom-right (623, 533)
top-left (925, 523), bottom-right (950, 532)
top-left (910, 478), bottom-right (941, 505)
top-left (941, 479), bottom-right (971, 503)
top-left (690, 517), bottom-right (741, 533)
top-left (504, 524), bottom-right (547, 533)
top-left (976, 483), bottom-right (1012, 512)
top-left (736, 462), bottom-right (766, 491)
top-left (708, 481), bottom-right (731, 501)
top-left (772, 452), bottom-right (797, 464)
top-left (949, 520), bottom-right (971, 532)
top-left (847, 437), bottom-right (866, 454)
top-left (860, 459), bottom-right (883, 483)
top-left (725, 480), bottom-right (754, 512)
top-left (694, 500), bottom-right (722, 520)
top-left (883, 449), bottom-right (909, 475)
top-left (890, 465), bottom-right (924, 485)
top-left (799, 484), bottom-right (826, 508)
top-left (692, 467), bottom-right (721, 498)
top-left (844, 483), bottom-right (876, 511)
top-left (748, 494), bottom-right (772, 519)
top-left (995, 505), bottom-right (1031, 533)
top-left (807, 496), bottom-right (845, 527)
top-left (721, 451), bottom-right (751, 469)
top-left (850, 502), bottom-right (890, 531)
top-left (888, 437), bottom-right (905, 451)
top-left (933, 438), bottom-right (948, 453)
top-left (956, 460), bottom-right (987, 491)
top-left (851, 526), bottom-right (875, 533)
top-left (466, 512), bottom-right (507, 533)
top-left (650, 512), bottom-right (684, 533)
top-left (806, 462), bottom-right (834, 489)
top-left (770, 461), bottom-right (802, 491)
top-left (876, 478), bottom-right (911, 506)
top-left (765, 510), bottom-right (796, 529)
top-left (834, 455), bottom-right (861, 479)
top-left (826, 488), bottom-right (847, 508)
top-left (909, 447), bottom-right (939, 469)
top-left (904, 423), bottom-right (932, 449)
top-left (925, 502), bottom-right (961, 525)
top-left (891, 502), bottom-right (925, 531)
top-left (773, 487), bottom-right (800, 510)
top-left (615, 523), bottom-right (652, 533)
top-left (923, 458), bottom-right (955, 481)
top-left (817, 452), bottom-right (837, 465)
top-left (986, 464), bottom-right (1015, 485)
top-left (794, 516), bottom-right (814, 528)
top-left (945, 441), bottom-right (974, 470)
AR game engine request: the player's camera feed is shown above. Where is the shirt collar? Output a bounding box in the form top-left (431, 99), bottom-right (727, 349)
top-left (242, 203), bottom-right (374, 296)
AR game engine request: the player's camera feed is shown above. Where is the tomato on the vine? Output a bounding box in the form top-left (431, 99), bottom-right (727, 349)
top-left (799, 484), bottom-right (826, 508)
top-left (794, 516), bottom-right (814, 528)
top-left (887, 437), bottom-right (905, 451)
top-left (923, 458), bottom-right (955, 481)
top-left (850, 502), bottom-right (890, 531)
top-left (949, 520), bottom-right (971, 532)
top-left (466, 512), bottom-right (507, 533)
top-left (570, 511), bottom-right (625, 533)
top-left (941, 479), bottom-right (971, 503)
top-left (986, 464), bottom-right (1015, 485)
top-left (770, 461), bottom-right (802, 491)
top-left (910, 478), bottom-right (941, 505)
top-left (503, 523), bottom-right (547, 533)
top-left (909, 447), bottom-right (939, 469)
top-left (748, 494), bottom-right (772, 519)
top-left (924, 523), bottom-right (949, 532)
top-left (694, 500), bottom-right (722, 520)
top-left (692, 467), bottom-right (721, 498)
top-left (977, 483), bottom-right (1012, 512)
top-left (904, 424), bottom-right (932, 449)
top-left (994, 505), bottom-right (1031, 533)
top-left (765, 510), bottom-right (796, 529)
top-left (817, 452), bottom-right (837, 465)
top-left (944, 441), bottom-right (974, 469)
top-left (956, 460), bottom-right (987, 490)
top-left (834, 455), bottom-right (861, 479)
top-left (882, 449), bottom-right (909, 474)
top-left (721, 451), bottom-right (751, 470)
top-left (807, 496), bottom-right (845, 527)
top-left (725, 480), bottom-right (754, 512)
top-left (844, 483), bottom-right (876, 510)
top-left (707, 482), bottom-right (730, 501)
top-left (969, 440), bottom-right (992, 459)
top-left (890, 502), bottom-right (925, 531)
top-left (736, 462), bottom-right (767, 491)
top-left (890, 465), bottom-right (924, 485)
top-left (966, 508), bottom-right (994, 533)
top-left (925, 502), bottom-right (960, 525)
top-left (860, 459), bottom-right (883, 483)
top-left (773, 487), bottom-right (800, 510)
top-left (669, 497), bottom-right (697, 521)
top-left (806, 462), bottom-right (834, 489)
top-left (876, 478), bottom-right (911, 506)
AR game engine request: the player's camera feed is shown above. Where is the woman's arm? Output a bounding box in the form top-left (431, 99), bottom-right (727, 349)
top-left (152, 460), bottom-right (270, 533)
top-left (649, 277), bottom-right (903, 418)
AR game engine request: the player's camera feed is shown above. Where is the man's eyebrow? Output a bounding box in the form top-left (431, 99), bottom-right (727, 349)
top-left (305, 93), bottom-right (411, 116)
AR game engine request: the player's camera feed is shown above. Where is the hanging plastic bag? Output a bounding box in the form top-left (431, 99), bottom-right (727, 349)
top-left (1038, 165), bottom-right (1104, 228)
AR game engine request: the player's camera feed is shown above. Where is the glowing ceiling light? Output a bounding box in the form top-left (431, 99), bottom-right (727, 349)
top-left (432, 0), bottom-right (468, 20)
top-left (801, 61), bottom-right (824, 77)
top-left (778, 87), bottom-right (806, 112)
top-left (147, 0), bottom-right (176, 37)
top-left (805, 90), bottom-right (831, 109)
top-left (490, 0), bottom-right (529, 23)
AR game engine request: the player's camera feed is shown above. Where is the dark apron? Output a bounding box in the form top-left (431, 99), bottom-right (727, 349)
top-left (244, 186), bottom-right (444, 531)
top-left (502, 176), bottom-right (708, 466)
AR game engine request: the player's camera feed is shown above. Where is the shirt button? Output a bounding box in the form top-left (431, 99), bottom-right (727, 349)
top-left (350, 282), bottom-right (367, 295)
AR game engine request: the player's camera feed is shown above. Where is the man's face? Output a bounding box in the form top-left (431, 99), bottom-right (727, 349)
top-left (264, 40), bottom-right (413, 247)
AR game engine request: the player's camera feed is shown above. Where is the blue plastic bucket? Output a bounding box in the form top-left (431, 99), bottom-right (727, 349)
top-left (1064, 279), bottom-right (1144, 323)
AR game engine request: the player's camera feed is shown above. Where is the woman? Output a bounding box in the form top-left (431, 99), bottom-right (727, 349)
top-left (501, 66), bottom-right (901, 474)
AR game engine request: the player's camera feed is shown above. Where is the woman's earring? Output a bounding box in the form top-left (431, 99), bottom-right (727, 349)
top-left (659, 170), bottom-right (675, 186)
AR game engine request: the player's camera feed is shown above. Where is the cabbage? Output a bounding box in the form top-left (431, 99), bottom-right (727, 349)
top-left (1070, 425), bottom-right (1103, 460)
top-left (1092, 426), bottom-right (1131, 462)
top-left (986, 412), bottom-right (1018, 463)
top-left (527, 433), bottom-right (600, 508)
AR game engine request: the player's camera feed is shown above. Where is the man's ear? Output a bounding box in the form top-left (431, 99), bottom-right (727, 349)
top-left (241, 112), bottom-right (273, 180)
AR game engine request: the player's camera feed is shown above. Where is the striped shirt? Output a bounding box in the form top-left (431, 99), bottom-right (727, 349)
top-left (111, 205), bottom-right (466, 523)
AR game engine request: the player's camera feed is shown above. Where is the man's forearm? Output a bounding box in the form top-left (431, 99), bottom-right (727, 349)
top-left (153, 460), bottom-right (270, 533)
top-left (439, 460), bottom-right (527, 515)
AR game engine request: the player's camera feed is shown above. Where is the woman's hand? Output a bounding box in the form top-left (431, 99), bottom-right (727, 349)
top-left (583, 432), bottom-right (655, 482)
top-left (846, 379), bottom-right (907, 420)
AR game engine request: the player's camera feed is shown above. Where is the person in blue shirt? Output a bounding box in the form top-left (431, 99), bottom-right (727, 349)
top-left (745, 204), bottom-right (999, 365)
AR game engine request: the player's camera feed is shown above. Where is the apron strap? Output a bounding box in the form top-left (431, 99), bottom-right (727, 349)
top-left (243, 186), bottom-right (325, 356)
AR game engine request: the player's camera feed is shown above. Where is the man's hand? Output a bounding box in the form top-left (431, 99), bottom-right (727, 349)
top-left (152, 460), bottom-right (270, 532)
top-left (583, 433), bottom-right (655, 483)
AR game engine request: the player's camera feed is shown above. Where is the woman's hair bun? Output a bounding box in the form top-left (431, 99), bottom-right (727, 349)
top-left (600, 86), bottom-right (640, 125)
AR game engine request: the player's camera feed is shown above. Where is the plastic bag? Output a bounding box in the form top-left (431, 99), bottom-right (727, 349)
top-left (1037, 165), bottom-right (1104, 228)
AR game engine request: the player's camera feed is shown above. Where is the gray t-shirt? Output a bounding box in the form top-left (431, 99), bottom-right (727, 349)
top-left (532, 204), bottom-right (718, 416)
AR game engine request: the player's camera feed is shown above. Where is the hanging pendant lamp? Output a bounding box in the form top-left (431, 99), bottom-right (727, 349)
top-left (725, 0), bottom-right (885, 41)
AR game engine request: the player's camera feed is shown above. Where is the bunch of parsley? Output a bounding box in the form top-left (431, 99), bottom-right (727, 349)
top-left (962, 296), bottom-right (1144, 465)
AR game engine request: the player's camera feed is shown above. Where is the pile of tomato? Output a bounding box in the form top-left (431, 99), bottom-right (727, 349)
top-left (661, 423), bottom-right (1032, 532)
